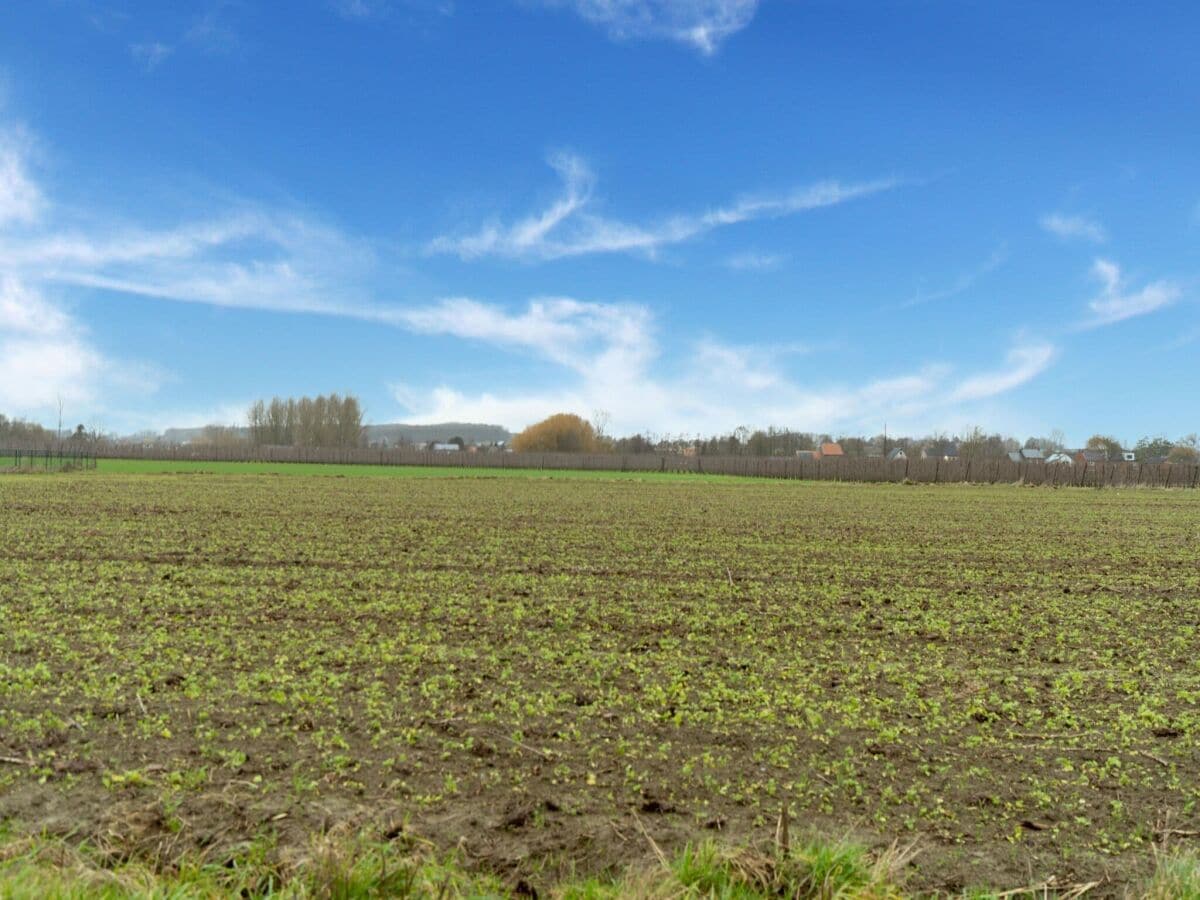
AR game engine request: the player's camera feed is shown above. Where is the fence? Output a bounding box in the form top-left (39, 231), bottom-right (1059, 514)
top-left (1, 448), bottom-right (98, 472)
top-left (90, 443), bottom-right (1200, 488)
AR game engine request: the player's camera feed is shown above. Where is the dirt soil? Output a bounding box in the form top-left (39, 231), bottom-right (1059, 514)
top-left (1, 473), bottom-right (1198, 896)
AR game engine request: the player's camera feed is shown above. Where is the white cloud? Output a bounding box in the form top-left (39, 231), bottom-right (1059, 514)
top-left (542, 0), bottom-right (760, 54)
top-left (0, 274), bottom-right (70, 336)
top-left (428, 152), bottom-right (898, 261)
top-left (386, 294), bottom-right (1057, 435)
top-left (949, 341), bottom-right (1057, 402)
top-left (0, 129), bottom-right (41, 227)
top-left (130, 42), bottom-right (173, 71)
top-left (1040, 213), bottom-right (1106, 243)
top-left (0, 129), bottom-right (166, 420)
top-left (723, 251), bottom-right (784, 271)
top-left (384, 295), bottom-right (653, 375)
top-left (1084, 258), bottom-right (1180, 327)
top-left (0, 276), bottom-right (154, 416)
top-left (2, 211), bottom-right (380, 321)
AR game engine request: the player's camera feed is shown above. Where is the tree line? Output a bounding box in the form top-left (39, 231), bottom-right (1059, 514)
top-left (4, 403), bottom-right (1198, 464)
top-left (246, 395), bottom-right (365, 448)
top-left (0, 414), bottom-right (102, 448)
top-left (511, 414), bottom-right (1200, 463)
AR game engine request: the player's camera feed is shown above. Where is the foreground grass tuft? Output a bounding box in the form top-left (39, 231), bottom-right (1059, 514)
top-left (1144, 851), bottom-right (1200, 900)
top-left (2, 830), bottom-right (1198, 898)
top-left (561, 838), bottom-right (910, 899)
top-left (0, 831), bottom-right (911, 899)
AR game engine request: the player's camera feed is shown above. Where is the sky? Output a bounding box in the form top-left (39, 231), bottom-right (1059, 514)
top-left (0, 0), bottom-right (1197, 444)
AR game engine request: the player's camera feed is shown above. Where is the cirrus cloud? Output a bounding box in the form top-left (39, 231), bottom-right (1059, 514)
top-left (1084, 258), bottom-right (1180, 327)
top-left (428, 151), bottom-right (900, 262)
top-left (1040, 213), bottom-right (1106, 243)
top-left (537, 0), bottom-right (760, 55)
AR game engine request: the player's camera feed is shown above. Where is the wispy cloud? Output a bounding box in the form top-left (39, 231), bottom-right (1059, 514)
top-left (130, 41), bottom-right (173, 71)
top-left (332, 0), bottom-right (391, 18)
top-left (1084, 258), bottom-right (1180, 327)
top-left (0, 128), bottom-right (42, 227)
top-left (723, 251), bottom-right (785, 271)
top-left (2, 209), bottom-right (382, 322)
top-left (385, 295), bottom-right (654, 376)
top-left (0, 114), bottom-right (1050, 436)
top-left (185, 3), bottom-right (241, 54)
top-left (1040, 213), bottom-right (1106, 243)
top-left (895, 246), bottom-right (1007, 310)
top-left (428, 152), bottom-right (899, 261)
top-left (537, 0), bottom-right (759, 54)
top-left (331, 0), bottom-right (455, 20)
top-left (949, 341), bottom-right (1056, 402)
top-left (1163, 327), bottom-right (1200, 351)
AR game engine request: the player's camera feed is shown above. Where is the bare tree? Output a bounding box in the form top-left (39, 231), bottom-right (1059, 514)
top-left (247, 393), bottom-right (365, 449)
top-left (591, 409), bottom-right (611, 439)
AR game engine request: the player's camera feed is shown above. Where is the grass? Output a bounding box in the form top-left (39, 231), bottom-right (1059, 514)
top-left (1, 830), bottom-right (1196, 898)
top-left (0, 826), bottom-right (508, 898)
top-left (1, 472), bottom-right (1197, 894)
top-left (0, 829), bottom-right (912, 899)
top-left (92, 457), bottom-right (748, 482)
top-left (1144, 850), bottom-right (1200, 899)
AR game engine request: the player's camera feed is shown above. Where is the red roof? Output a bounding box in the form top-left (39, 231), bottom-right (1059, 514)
top-left (819, 442), bottom-right (845, 456)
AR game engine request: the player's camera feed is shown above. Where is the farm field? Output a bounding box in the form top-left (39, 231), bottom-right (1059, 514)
top-left (91, 457), bottom-right (749, 482)
top-left (0, 471), bottom-right (1198, 896)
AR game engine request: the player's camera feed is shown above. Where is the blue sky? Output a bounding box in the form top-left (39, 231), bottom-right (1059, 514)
top-left (0, 1), bottom-right (1196, 443)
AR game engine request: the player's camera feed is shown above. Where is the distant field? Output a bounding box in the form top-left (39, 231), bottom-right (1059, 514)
top-left (95, 456), bottom-right (746, 482)
top-left (0, 472), bottom-right (1197, 895)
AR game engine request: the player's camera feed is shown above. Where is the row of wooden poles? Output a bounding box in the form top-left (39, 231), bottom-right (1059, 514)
top-left (70, 444), bottom-right (1200, 488)
top-left (1, 448), bottom-right (98, 470)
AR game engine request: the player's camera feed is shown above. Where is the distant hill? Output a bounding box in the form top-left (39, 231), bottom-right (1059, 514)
top-left (157, 422), bottom-right (512, 446)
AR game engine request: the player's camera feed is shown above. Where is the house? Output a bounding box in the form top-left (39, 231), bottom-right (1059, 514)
top-left (795, 450), bottom-right (818, 460)
top-left (921, 442), bottom-right (959, 461)
top-left (816, 442), bottom-right (844, 458)
top-left (1074, 449), bottom-right (1109, 465)
top-left (1045, 452), bottom-right (1074, 465)
top-left (1009, 448), bottom-right (1045, 464)
top-left (430, 442), bottom-right (460, 452)
top-left (1121, 451), bottom-right (1136, 462)
top-left (886, 447), bottom-right (907, 462)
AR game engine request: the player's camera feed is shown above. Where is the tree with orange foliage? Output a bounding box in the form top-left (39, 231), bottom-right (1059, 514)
top-left (512, 413), bottom-right (604, 453)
